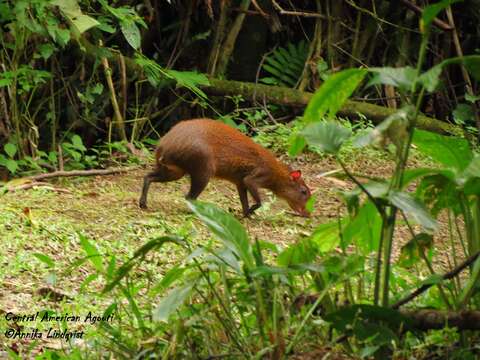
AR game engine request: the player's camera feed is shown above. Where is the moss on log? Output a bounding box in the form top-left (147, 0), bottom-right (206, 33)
top-left (77, 39), bottom-right (461, 135)
top-left (204, 78), bottom-right (462, 135)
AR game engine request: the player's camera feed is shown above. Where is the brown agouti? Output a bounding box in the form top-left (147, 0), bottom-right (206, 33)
top-left (139, 118), bottom-right (311, 217)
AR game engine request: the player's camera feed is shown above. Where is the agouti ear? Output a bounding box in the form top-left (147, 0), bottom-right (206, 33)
top-left (290, 170), bottom-right (302, 181)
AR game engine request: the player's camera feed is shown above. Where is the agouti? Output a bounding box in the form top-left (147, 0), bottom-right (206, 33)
top-left (139, 118), bottom-right (311, 217)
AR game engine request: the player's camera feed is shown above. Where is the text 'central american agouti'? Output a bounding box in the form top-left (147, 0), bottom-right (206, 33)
top-left (139, 119), bottom-right (311, 217)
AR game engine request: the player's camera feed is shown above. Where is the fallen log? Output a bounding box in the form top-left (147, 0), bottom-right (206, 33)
top-left (77, 38), bottom-right (462, 136)
top-left (203, 78), bottom-right (462, 136)
top-left (403, 310), bottom-right (480, 331)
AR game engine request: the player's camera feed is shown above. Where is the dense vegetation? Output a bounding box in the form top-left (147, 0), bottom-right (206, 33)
top-left (1, 0), bottom-right (479, 359)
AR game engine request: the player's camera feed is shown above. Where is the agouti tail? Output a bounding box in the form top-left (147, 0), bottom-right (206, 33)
top-left (139, 118), bottom-right (311, 217)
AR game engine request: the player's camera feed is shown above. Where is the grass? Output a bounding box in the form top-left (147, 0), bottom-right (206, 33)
top-left (0, 143), bottom-right (444, 358)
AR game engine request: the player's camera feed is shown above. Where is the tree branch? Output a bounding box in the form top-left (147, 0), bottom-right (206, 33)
top-left (392, 251), bottom-right (480, 309)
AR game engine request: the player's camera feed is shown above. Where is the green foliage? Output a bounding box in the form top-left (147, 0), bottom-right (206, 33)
top-left (261, 41), bottom-right (309, 87)
top-left (412, 129), bottom-right (473, 171)
top-left (300, 121), bottom-right (352, 155)
top-left (135, 54), bottom-right (210, 99)
top-left (303, 69), bottom-right (368, 123)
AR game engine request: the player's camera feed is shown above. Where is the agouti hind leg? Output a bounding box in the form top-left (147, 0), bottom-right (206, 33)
top-left (139, 164), bottom-right (184, 209)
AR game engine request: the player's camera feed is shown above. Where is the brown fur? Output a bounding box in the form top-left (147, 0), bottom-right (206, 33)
top-left (139, 118), bottom-right (311, 217)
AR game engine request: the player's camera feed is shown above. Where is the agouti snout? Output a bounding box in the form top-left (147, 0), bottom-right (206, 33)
top-left (139, 118), bottom-right (311, 217)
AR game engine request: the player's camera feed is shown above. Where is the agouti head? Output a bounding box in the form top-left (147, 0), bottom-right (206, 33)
top-left (276, 170), bottom-right (311, 217)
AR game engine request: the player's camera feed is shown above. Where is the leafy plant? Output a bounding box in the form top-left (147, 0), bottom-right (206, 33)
top-left (287, 0), bottom-right (480, 356)
top-left (261, 41), bottom-right (309, 87)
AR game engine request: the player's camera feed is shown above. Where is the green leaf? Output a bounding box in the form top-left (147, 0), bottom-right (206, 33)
top-left (5, 159), bottom-right (18, 174)
top-left (55, 28), bottom-right (71, 47)
top-left (367, 67), bottom-right (417, 92)
top-left (288, 133), bottom-right (306, 156)
top-left (150, 265), bottom-right (188, 296)
top-left (412, 129), bottom-right (473, 171)
top-left (419, 55), bottom-right (480, 92)
top-left (465, 93), bottom-right (480, 103)
top-left (301, 121), bottom-right (351, 154)
top-left (0, 78), bottom-right (12, 87)
top-left (402, 168), bottom-right (455, 188)
top-left (343, 201), bottom-right (382, 254)
top-left (104, 236), bottom-right (184, 293)
top-left (416, 173), bottom-right (460, 216)
top-left (399, 233), bottom-right (433, 268)
top-left (304, 68), bottom-right (367, 122)
top-left (353, 106), bottom-right (413, 149)
top-left (167, 70), bottom-right (210, 99)
top-left (71, 135), bottom-right (86, 151)
top-left (79, 233), bottom-right (104, 273)
top-left (71, 14), bottom-right (99, 34)
top-left (38, 44), bottom-right (56, 60)
top-left (4, 143), bottom-right (17, 158)
top-left (120, 20), bottom-right (141, 50)
top-left (309, 221), bottom-right (342, 252)
top-left (389, 191), bottom-right (438, 233)
top-left (463, 155), bottom-right (480, 179)
top-left (187, 201), bottom-right (255, 270)
top-left (421, 0), bottom-right (461, 31)
top-left (277, 238), bottom-right (317, 266)
top-left (153, 283), bottom-right (194, 322)
top-left (453, 104), bottom-right (474, 125)
top-left (33, 253), bottom-right (55, 268)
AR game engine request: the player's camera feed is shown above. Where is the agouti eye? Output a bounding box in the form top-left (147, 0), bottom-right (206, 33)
top-left (301, 189), bottom-right (308, 196)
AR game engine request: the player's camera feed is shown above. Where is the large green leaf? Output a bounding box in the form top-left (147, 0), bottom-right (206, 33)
top-left (153, 283), bottom-right (194, 322)
top-left (399, 233), bottom-right (433, 268)
top-left (412, 129), bottom-right (473, 171)
top-left (71, 14), bottom-right (99, 34)
top-left (419, 56), bottom-right (480, 92)
top-left (343, 201), bottom-right (382, 254)
top-left (402, 168), bottom-right (455, 188)
top-left (277, 238), bottom-right (317, 267)
top-left (188, 201), bottom-right (255, 270)
top-left (353, 106), bottom-right (413, 149)
top-left (461, 155), bottom-right (480, 182)
top-left (367, 67), bottom-right (417, 92)
top-left (301, 121), bottom-right (351, 154)
top-left (288, 133), bottom-right (307, 157)
top-left (52, 0), bottom-right (99, 34)
top-left (304, 68), bottom-right (367, 122)
top-left (309, 221), bottom-right (342, 252)
top-left (389, 191), bottom-right (438, 233)
top-left (416, 173), bottom-right (461, 215)
top-left (120, 20), bottom-right (141, 50)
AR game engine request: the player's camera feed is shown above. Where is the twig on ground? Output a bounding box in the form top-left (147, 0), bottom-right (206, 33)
top-left (26, 167), bottom-right (140, 182)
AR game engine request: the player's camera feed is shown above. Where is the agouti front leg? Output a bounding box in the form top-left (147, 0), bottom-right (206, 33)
top-left (243, 175), bottom-right (262, 216)
top-left (236, 183), bottom-right (250, 217)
